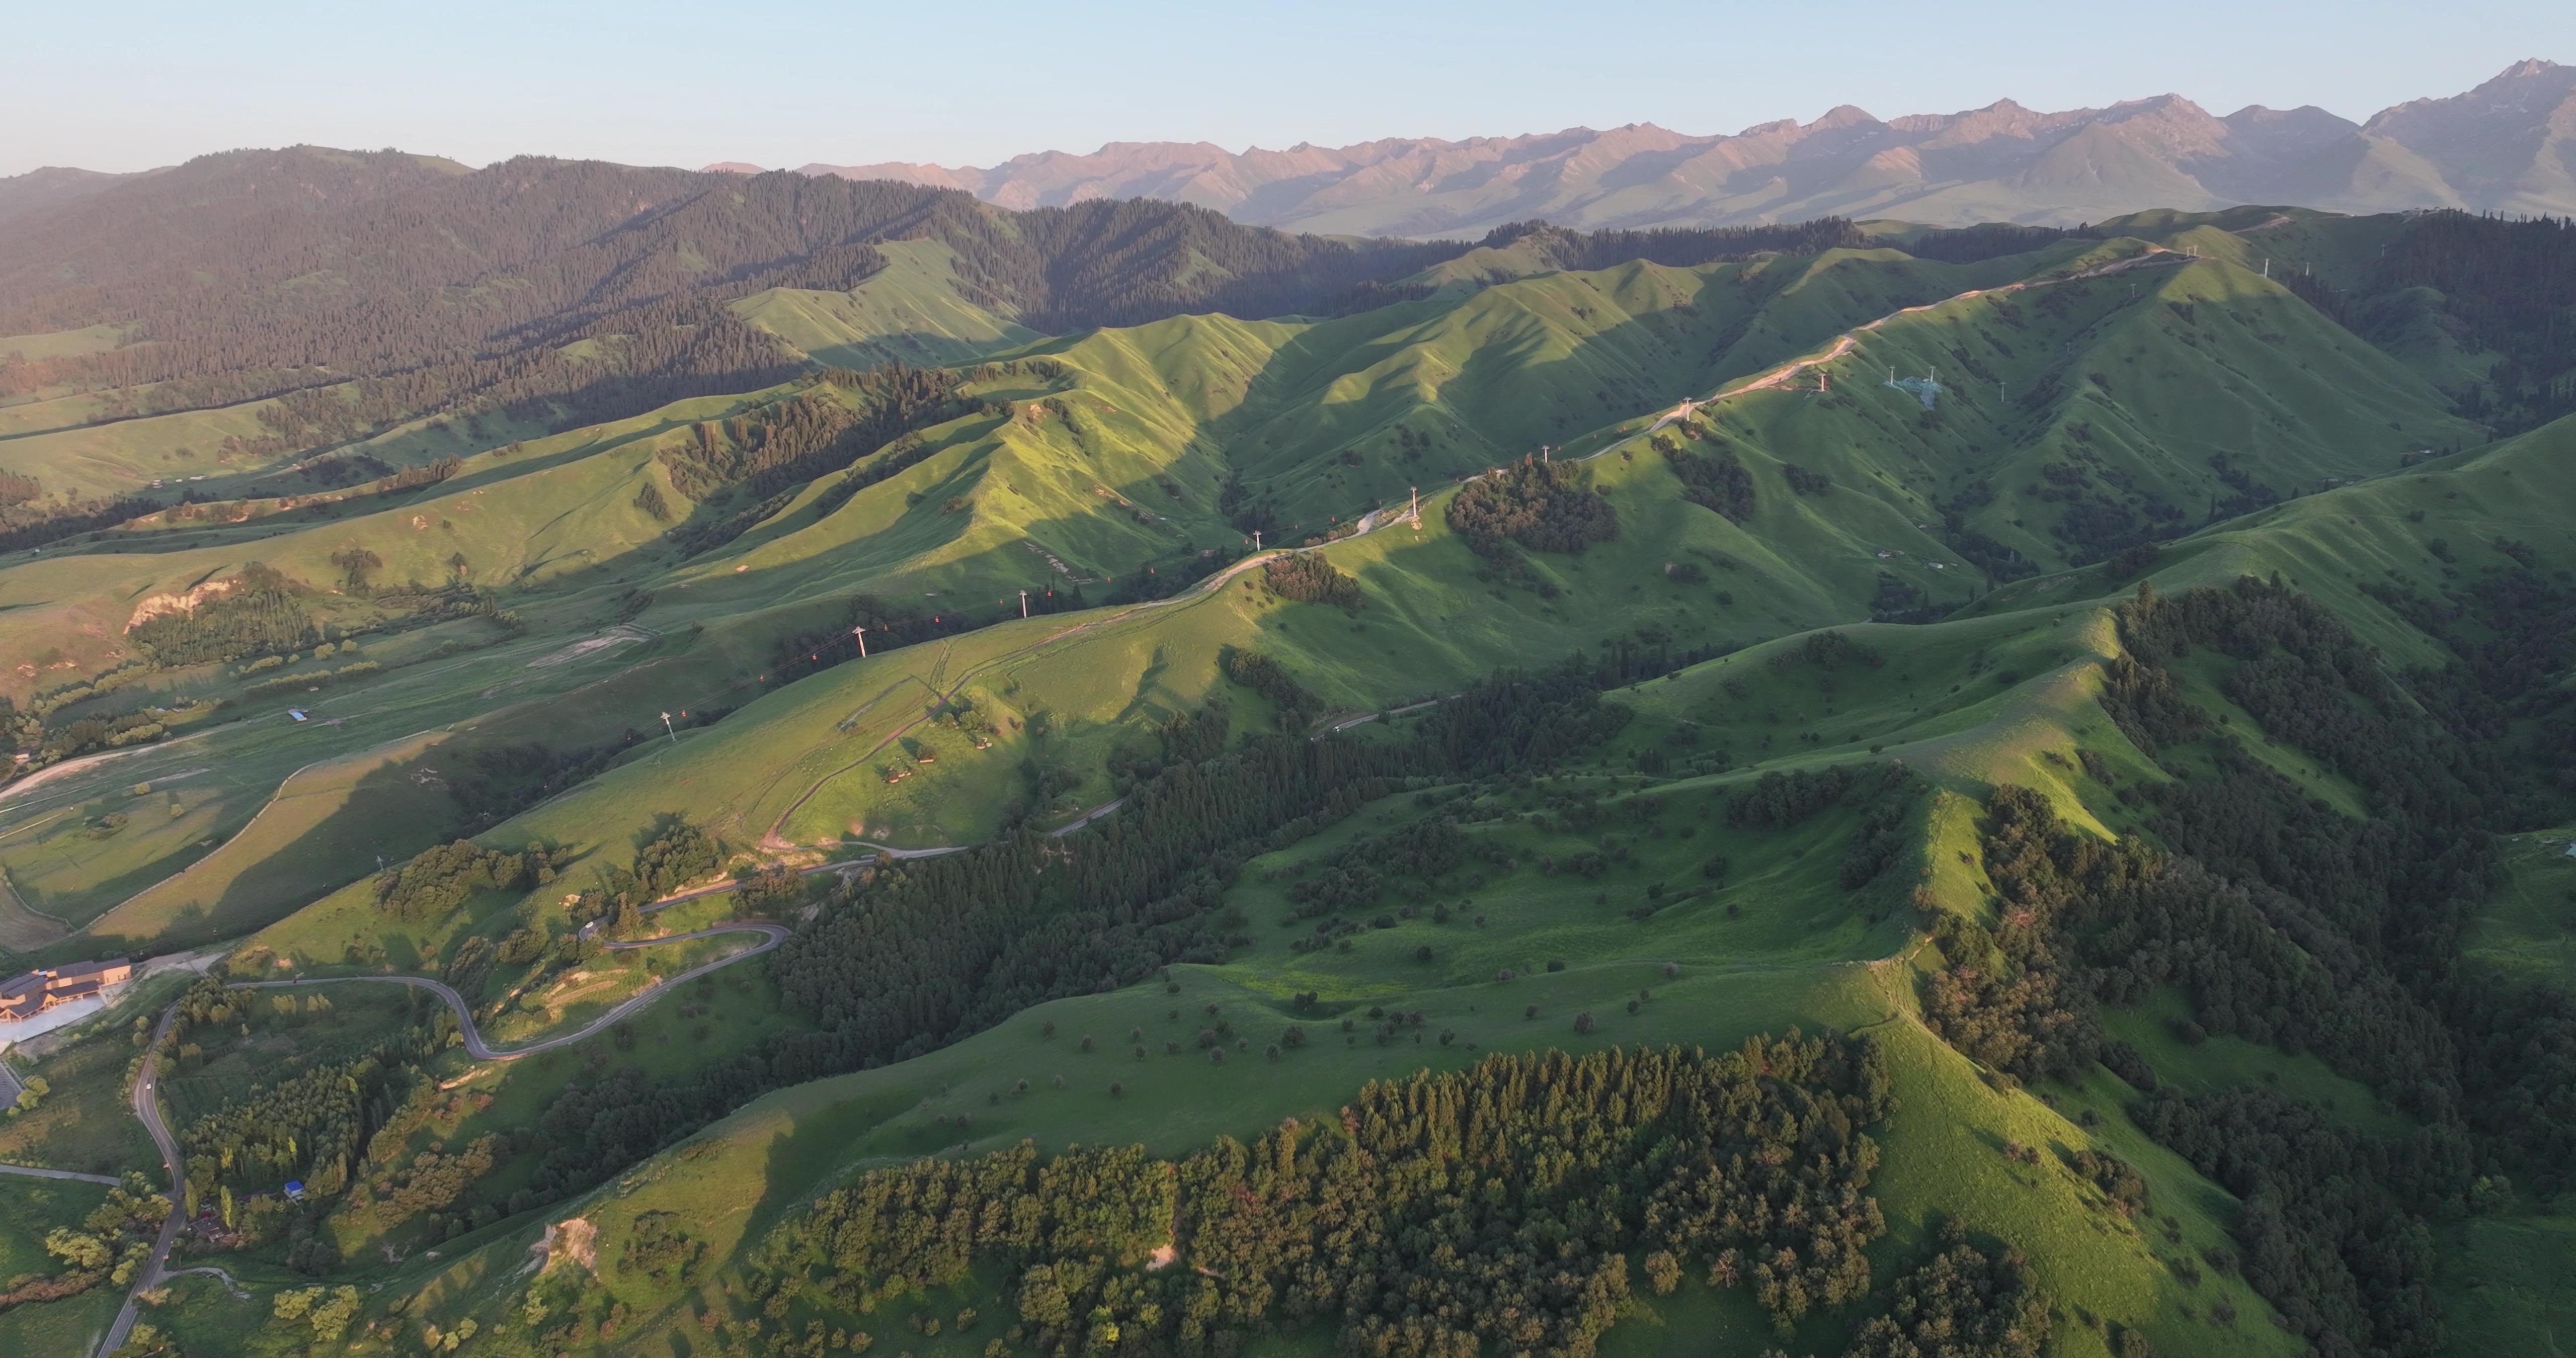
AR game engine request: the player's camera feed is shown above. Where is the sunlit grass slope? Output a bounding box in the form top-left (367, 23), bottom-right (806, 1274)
top-left (734, 239), bottom-right (1043, 370)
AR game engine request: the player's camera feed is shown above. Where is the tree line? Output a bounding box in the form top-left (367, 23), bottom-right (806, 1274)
top-left (744, 1038), bottom-right (1903, 1358)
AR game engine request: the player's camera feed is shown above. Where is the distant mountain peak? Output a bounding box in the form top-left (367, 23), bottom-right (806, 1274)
top-left (1808, 104), bottom-right (1882, 130)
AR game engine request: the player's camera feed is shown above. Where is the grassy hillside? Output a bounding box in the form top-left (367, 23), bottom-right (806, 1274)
top-left (11, 211), bottom-right (2576, 1358)
top-left (0, 229), bottom-right (2497, 964)
top-left (733, 240), bottom-right (1043, 370)
top-left (238, 582), bottom-right (2366, 1358)
top-left (225, 391), bottom-right (2567, 1354)
top-left (0, 239), bottom-right (2116, 955)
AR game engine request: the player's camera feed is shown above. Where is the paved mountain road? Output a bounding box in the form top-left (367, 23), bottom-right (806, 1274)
top-left (228, 921), bottom-right (786, 1060)
top-left (98, 1006), bottom-right (183, 1358)
top-left (97, 920), bottom-right (782, 1356)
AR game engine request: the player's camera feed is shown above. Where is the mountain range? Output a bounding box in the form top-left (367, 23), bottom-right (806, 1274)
top-left (751, 58), bottom-right (2576, 235)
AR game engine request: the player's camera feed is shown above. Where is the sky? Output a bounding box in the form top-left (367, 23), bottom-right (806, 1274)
top-left (10, 0), bottom-right (2576, 178)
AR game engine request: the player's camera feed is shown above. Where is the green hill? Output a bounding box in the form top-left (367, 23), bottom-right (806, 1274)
top-left (732, 240), bottom-right (1044, 370)
top-left (6, 204), bottom-right (2576, 1358)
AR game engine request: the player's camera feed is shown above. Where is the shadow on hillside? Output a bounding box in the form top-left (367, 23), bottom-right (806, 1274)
top-left (1190, 251), bottom-right (1939, 532)
top-left (77, 737), bottom-right (466, 958)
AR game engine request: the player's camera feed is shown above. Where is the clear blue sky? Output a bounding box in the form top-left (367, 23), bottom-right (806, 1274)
top-left (11, 0), bottom-right (2573, 178)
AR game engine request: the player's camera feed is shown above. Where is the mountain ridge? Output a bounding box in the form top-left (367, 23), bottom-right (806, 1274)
top-left (730, 60), bottom-right (2576, 235)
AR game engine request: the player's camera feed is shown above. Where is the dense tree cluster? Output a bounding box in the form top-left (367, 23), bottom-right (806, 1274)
top-left (2366, 211), bottom-right (2576, 432)
top-left (1928, 779), bottom-right (2466, 1356)
top-left (1445, 459), bottom-right (1619, 559)
top-left (1659, 436), bottom-right (1757, 523)
top-left (1283, 816), bottom-right (1466, 920)
top-left (1897, 222), bottom-right (2089, 266)
top-left (125, 562), bottom-right (319, 665)
top-left (1781, 464), bottom-right (1833, 496)
top-left (162, 975), bottom-right (454, 1272)
top-left (768, 589), bottom-right (1053, 690)
top-left (1471, 217), bottom-right (1869, 273)
top-left (657, 366), bottom-right (971, 505)
top-left (1767, 630), bottom-right (1886, 674)
top-left (1259, 553), bottom-right (1362, 609)
top-left (2136, 1088), bottom-right (2457, 1354)
top-left (1358, 215), bottom-right (1910, 324)
top-left (1726, 761), bottom-right (1906, 831)
top-left (0, 489), bottom-right (163, 553)
top-left (570, 817), bottom-right (722, 933)
top-left (2364, 566), bottom-right (2576, 811)
top-left (372, 839), bottom-right (552, 921)
top-left (749, 1038), bottom-right (1895, 1358)
top-left (1836, 1218), bottom-right (2052, 1358)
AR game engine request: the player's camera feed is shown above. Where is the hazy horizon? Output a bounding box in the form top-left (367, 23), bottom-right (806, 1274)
top-left (11, 0), bottom-right (2575, 179)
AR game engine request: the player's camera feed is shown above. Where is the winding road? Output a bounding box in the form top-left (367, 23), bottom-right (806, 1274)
top-left (96, 918), bottom-right (783, 1356)
top-left (98, 1006), bottom-right (183, 1358)
top-left (1631, 247), bottom-right (2188, 450)
top-left (228, 921), bottom-right (787, 1060)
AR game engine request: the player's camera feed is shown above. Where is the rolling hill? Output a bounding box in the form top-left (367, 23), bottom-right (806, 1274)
top-left (3, 194), bottom-right (2575, 1358)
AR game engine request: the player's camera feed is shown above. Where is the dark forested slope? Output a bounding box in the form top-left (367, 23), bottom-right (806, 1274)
top-left (0, 153), bottom-right (1458, 427)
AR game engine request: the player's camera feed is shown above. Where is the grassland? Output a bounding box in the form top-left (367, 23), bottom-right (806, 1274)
top-left (367, 752), bottom-right (2296, 1357)
top-left (0, 233), bottom-right (2475, 962)
top-left (9, 210), bottom-right (2576, 1358)
top-left (734, 239), bottom-right (1044, 369)
top-left (305, 385), bottom-right (2576, 1353)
